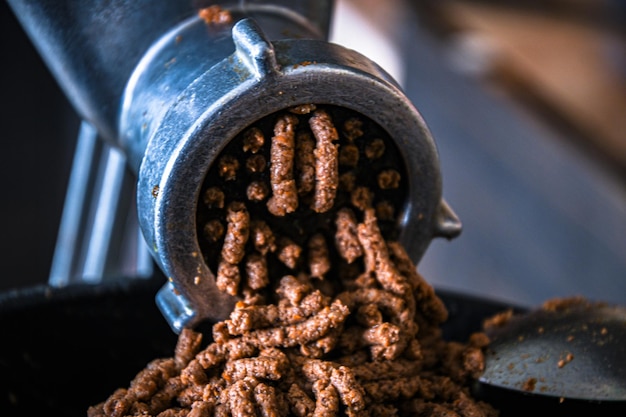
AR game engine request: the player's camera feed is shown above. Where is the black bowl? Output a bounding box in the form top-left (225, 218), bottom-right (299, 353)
top-left (0, 278), bottom-right (513, 417)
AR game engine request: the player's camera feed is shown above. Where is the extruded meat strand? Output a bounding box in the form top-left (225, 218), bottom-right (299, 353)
top-left (308, 233), bottom-right (330, 279)
top-left (221, 202), bottom-right (250, 265)
top-left (227, 377), bottom-right (257, 417)
top-left (250, 220), bottom-right (276, 255)
top-left (342, 117), bottom-right (364, 142)
top-left (309, 109), bottom-right (339, 213)
top-left (357, 208), bottom-right (407, 295)
top-left (216, 259), bottom-right (240, 296)
top-left (242, 127), bottom-right (264, 153)
top-left (295, 130), bottom-right (316, 196)
top-left (218, 154), bottom-right (239, 181)
top-left (288, 384), bottom-right (315, 417)
top-left (244, 252), bottom-right (269, 290)
top-left (267, 114), bottom-right (299, 216)
top-left (254, 383), bottom-right (289, 417)
top-left (203, 219), bottom-right (224, 242)
top-left (276, 237), bottom-right (302, 270)
top-left (203, 186), bottom-right (225, 209)
top-left (334, 208), bottom-right (363, 264)
top-left (223, 349), bottom-right (288, 381)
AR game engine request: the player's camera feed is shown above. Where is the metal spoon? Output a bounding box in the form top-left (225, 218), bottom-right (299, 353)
top-left (472, 299), bottom-right (626, 415)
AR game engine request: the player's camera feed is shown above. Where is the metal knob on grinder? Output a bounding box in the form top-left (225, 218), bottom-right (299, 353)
top-left (8, 2), bottom-right (461, 332)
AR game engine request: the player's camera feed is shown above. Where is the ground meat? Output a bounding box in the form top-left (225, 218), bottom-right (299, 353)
top-left (387, 241), bottom-right (448, 325)
top-left (198, 5), bottom-right (232, 25)
top-left (337, 286), bottom-right (415, 361)
top-left (233, 300), bottom-right (349, 350)
top-left (203, 187), bottom-right (225, 209)
top-left (362, 322), bottom-right (401, 347)
top-left (89, 359), bottom-right (179, 417)
top-left (242, 287), bottom-right (267, 307)
top-left (377, 169), bottom-right (401, 190)
top-left (338, 144), bottom-right (359, 168)
top-left (357, 209), bottom-right (407, 295)
top-left (94, 212), bottom-right (496, 415)
top-left (309, 110), bottom-right (339, 213)
top-left (250, 221), bottom-right (276, 255)
top-left (223, 349), bottom-right (288, 381)
top-left (203, 220), bottom-right (224, 242)
top-left (276, 237), bottom-right (302, 270)
top-left (312, 382), bottom-right (340, 417)
top-left (541, 295), bottom-right (590, 312)
top-left (463, 346), bottom-right (486, 378)
top-left (227, 304), bottom-right (280, 335)
top-left (275, 275), bottom-right (313, 306)
top-left (246, 181), bottom-right (269, 202)
top-left (328, 366), bottom-right (366, 413)
top-left (342, 117), bottom-right (364, 142)
top-left (338, 172), bottom-right (356, 194)
top-left (375, 200), bottom-right (395, 221)
top-left (253, 383), bottom-right (289, 417)
top-left (307, 233), bottom-right (330, 279)
top-left (365, 138), bottom-right (385, 160)
top-left (244, 253), bottom-right (269, 290)
top-left (295, 131), bottom-right (316, 196)
top-left (355, 303), bottom-right (383, 327)
top-left (243, 127), bottom-right (264, 154)
top-left (350, 186), bottom-right (373, 211)
top-left (180, 360), bottom-right (207, 386)
top-left (197, 104), bottom-right (407, 292)
top-left (218, 155), bottom-right (239, 181)
top-left (175, 329), bottom-right (204, 370)
top-left (287, 384), bottom-right (315, 417)
top-left (189, 402), bottom-right (214, 417)
top-left (94, 105), bottom-right (497, 417)
top-left (148, 377), bottom-right (187, 415)
top-left (216, 259), bottom-right (240, 296)
top-left (221, 202), bottom-right (250, 265)
top-left (482, 309), bottom-right (514, 330)
top-left (246, 154), bottom-right (266, 174)
top-left (267, 114), bottom-right (298, 216)
top-left (334, 208), bottom-right (363, 264)
top-left (350, 359), bottom-right (422, 382)
top-left (302, 360), bottom-right (365, 416)
top-left (226, 378), bottom-right (257, 416)
top-left (289, 104), bottom-right (317, 115)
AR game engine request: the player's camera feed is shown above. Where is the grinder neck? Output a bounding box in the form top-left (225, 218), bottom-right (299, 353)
top-left (6, 0), bottom-right (334, 145)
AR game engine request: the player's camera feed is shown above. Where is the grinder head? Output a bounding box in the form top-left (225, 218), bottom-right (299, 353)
top-left (130, 17), bottom-right (460, 332)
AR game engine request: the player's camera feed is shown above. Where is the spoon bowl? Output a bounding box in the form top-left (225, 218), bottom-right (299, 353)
top-left (473, 298), bottom-right (626, 415)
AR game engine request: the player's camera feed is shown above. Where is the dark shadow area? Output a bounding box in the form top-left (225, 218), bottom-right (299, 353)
top-left (0, 2), bottom-right (80, 290)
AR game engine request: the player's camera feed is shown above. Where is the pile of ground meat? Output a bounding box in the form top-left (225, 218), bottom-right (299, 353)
top-left (88, 105), bottom-right (498, 417)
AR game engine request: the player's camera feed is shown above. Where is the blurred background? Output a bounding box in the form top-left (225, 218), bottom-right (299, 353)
top-left (1, 0), bottom-right (625, 308)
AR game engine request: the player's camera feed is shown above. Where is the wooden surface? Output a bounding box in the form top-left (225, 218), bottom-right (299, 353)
top-left (437, 1), bottom-right (626, 176)
top-left (399, 5), bottom-right (626, 308)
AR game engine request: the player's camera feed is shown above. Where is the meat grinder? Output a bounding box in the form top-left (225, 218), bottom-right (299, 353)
top-left (7, 0), bottom-right (461, 332)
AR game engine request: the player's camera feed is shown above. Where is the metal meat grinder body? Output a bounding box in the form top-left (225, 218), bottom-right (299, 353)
top-left (8, 0), bottom-right (461, 332)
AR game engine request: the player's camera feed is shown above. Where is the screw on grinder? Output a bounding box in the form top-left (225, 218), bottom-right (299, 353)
top-left (120, 12), bottom-right (461, 332)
